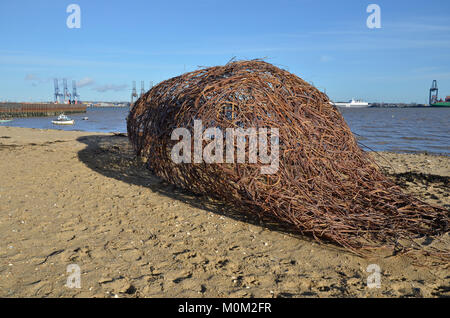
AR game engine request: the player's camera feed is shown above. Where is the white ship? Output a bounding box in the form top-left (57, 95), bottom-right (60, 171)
top-left (331, 98), bottom-right (369, 108)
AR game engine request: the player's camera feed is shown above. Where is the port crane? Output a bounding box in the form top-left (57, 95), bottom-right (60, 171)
top-left (54, 78), bottom-right (81, 104)
top-left (429, 80), bottom-right (450, 106)
top-left (62, 79), bottom-right (71, 104)
top-left (71, 80), bottom-right (80, 104)
top-left (54, 79), bottom-right (64, 103)
top-left (429, 80), bottom-right (438, 105)
top-left (130, 80), bottom-right (153, 106)
top-left (140, 81), bottom-right (145, 97)
top-left (131, 81), bottom-right (138, 105)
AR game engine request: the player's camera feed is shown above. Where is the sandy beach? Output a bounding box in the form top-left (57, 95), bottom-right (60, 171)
top-left (0, 126), bottom-right (448, 298)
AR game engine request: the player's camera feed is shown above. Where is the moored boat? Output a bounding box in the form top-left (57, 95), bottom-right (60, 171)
top-left (51, 114), bottom-right (74, 125)
top-left (431, 101), bottom-right (450, 107)
top-left (431, 96), bottom-right (450, 107)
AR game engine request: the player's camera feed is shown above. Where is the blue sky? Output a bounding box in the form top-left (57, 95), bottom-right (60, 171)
top-left (0, 0), bottom-right (449, 103)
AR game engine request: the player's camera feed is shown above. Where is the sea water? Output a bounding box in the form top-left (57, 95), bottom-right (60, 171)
top-left (1, 106), bottom-right (449, 155)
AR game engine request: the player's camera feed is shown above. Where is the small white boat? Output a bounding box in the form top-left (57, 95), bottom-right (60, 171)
top-left (52, 114), bottom-right (74, 125)
top-left (0, 118), bottom-right (13, 123)
top-left (82, 117), bottom-right (89, 120)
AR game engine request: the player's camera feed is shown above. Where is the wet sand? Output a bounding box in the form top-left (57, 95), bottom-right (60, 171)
top-left (0, 126), bottom-right (448, 298)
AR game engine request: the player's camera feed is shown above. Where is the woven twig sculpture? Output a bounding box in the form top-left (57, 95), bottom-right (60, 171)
top-left (127, 60), bottom-right (448, 254)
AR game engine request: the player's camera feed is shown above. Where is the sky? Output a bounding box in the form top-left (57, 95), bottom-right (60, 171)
top-left (0, 0), bottom-right (449, 103)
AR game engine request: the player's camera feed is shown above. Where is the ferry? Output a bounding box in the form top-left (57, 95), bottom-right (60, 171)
top-left (332, 99), bottom-right (369, 108)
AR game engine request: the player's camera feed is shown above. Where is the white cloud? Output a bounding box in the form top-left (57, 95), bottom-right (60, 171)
top-left (24, 73), bottom-right (50, 85)
top-left (77, 77), bottom-right (95, 87)
top-left (94, 84), bottom-right (128, 92)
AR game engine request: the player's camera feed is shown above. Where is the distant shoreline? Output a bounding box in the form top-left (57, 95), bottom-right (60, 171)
top-left (3, 101), bottom-right (446, 108)
top-left (368, 103), bottom-right (430, 108)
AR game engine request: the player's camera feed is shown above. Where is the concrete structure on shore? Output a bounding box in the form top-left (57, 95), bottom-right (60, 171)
top-left (0, 102), bottom-right (87, 117)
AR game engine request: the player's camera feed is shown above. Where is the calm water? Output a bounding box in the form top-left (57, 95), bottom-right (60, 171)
top-left (1, 107), bottom-right (130, 133)
top-left (1, 107), bottom-right (449, 155)
top-left (339, 107), bottom-right (449, 155)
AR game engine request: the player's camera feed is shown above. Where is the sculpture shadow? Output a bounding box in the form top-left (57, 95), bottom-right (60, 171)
top-left (76, 134), bottom-right (327, 247)
top-left (76, 134), bottom-right (448, 259)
